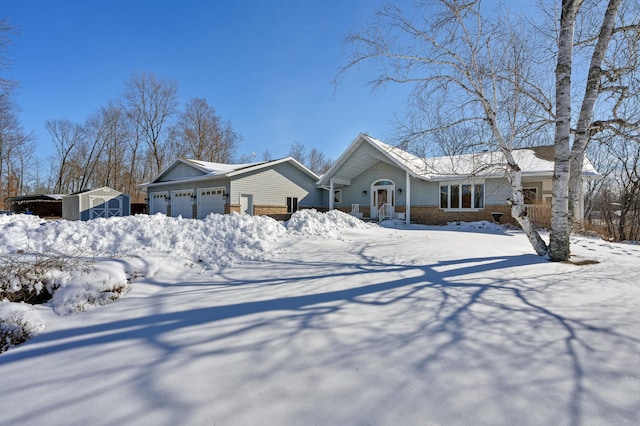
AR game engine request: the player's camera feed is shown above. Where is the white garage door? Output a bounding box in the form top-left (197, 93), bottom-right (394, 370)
top-left (149, 192), bottom-right (168, 215)
top-left (171, 190), bottom-right (194, 218)
top-left (197, 187), bottom-right (225, 219)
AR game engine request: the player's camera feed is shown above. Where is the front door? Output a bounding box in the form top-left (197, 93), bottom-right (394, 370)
top-left (371, 180), bottom-right (395, 219)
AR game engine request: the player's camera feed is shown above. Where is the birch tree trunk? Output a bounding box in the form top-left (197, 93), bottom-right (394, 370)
top-left (549, 0), bottom-right (583, 261)
top-left (568, 0), bottom-right (622, 223)
top-left (485, 109), bottom-right (548, 256)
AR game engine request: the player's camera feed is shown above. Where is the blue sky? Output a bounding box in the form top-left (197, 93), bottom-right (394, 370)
top-left (3, 0), bottom-right (416, 162)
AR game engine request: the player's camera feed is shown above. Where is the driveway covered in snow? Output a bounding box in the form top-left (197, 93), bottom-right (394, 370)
top-left (1, 213), bottom-right (639, 425)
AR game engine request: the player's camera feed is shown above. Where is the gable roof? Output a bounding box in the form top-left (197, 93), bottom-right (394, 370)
top-left (318, 133), bottom-right (600, 185)
top-left (317, 134), bottom-right (425, 186)
top-left (144, 156), bottom-right (319, 188)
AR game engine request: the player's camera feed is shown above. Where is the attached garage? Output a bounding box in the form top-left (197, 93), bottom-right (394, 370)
top-left (140, 157), bottom-right (322, 220)
top-left (62, 187), bottom-right (131, 221)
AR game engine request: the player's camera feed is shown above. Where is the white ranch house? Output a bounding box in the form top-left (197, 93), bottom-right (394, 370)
top-left (318, 133), bottom-right (600, 225)
top-left (142, 157), bottom-right (321, 220)
top-left (143, 134), bottom-right (599, 225)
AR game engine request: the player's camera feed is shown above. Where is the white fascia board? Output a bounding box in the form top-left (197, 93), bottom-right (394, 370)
top-left (143, 174), bottom-right (227, 188)
top-left (225, 157), bottom-right (319, 180)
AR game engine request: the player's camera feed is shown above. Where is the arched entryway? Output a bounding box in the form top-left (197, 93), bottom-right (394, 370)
top-left (371, 179), bottom-right (395, 219)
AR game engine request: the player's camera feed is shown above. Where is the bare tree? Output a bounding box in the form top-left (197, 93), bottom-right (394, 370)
top-left (0, 19), bottom-right (34, 203)
top-left (307, 148), bottom-right (332, 174)
top-left (122, 72), bottom-right (178, 176)
top-left (46, 119), bottom-right (84, 193)
top-left (549, 0), bottom-right (584, 260)
top-left (170, 98), bottom-right (239, 162)
top-left (339, 1), bottom-right (551, 255)
top-left (98, 102), bottom-right (129, 192)
top-left (288, 141), bottom-right (307, 165)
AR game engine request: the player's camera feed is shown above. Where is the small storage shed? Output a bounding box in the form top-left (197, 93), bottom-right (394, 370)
top-left (62, 187), bottom-right (131, 221)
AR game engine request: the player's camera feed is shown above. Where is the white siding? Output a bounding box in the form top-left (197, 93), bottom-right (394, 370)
top-left (230, 163), bottom-right (321, 207)
top-left (161, 162), bottom-right (207, 181)
top-left (485, 178), bottom-right (512, 206)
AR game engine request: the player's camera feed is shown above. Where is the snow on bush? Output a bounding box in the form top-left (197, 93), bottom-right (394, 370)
top-left (0, 213), bottom-right (287, 270)
top-left (0, 210), bottom-right (372, 317)
top-left (286, 209), bottom-right (374, 237)
top-left (48, 260), bottom-right (131, 316)
top-left (0, 300), bottom-right (45, 353)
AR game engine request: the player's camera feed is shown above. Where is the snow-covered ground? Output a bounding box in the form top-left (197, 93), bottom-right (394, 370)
top-left (1, 211), bottom-right (639, 425)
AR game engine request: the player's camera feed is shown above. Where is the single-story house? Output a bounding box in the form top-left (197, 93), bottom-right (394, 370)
top-left (62, 187), bottom-right (131, 221)
top-left (141, 157), bottom-right (322, 220)
top-left (318, 133), bottom-right (600, 225)
top-left (4, 194), bottom-right (65, 218)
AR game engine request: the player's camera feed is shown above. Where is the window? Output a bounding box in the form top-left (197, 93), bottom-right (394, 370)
top-left (474, 184), bottom-right (484, 208)
top-left (334, 189), bottom-right (342, 204)
top-left (287, 197), bottom-right (298, 214)
top-left (440, 186), bottom-right (448, 208)
top-left (523, 187), bottom-right (538, 204)
top-left (440, 182), bottom-right (484, 209)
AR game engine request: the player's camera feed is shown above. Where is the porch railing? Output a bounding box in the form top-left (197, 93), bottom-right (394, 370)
top-left (378, 203), bottom-right (392, 222)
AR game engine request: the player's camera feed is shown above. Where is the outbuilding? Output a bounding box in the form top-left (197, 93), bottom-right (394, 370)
top-left (62, 187), bottom-right (131, 221)
top-left (4, 194), bottom-right (65, 218)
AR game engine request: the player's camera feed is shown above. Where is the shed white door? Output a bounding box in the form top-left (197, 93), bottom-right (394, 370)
top-left (89, 196), bottom-right (122, 219)
top-left (171, 190), bottom-right (194, 218)
top-left (198, 187), bottom-right (225, 219)
top-left (90, 196), bottom-right (107, 219)
top-left (149, 192), bottom-right (168, 215)
top-left (240, 194), bottom-right (253, 215)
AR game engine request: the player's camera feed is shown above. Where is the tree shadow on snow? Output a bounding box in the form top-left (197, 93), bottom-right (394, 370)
top-left (1, 246), bottom-right (639, 425)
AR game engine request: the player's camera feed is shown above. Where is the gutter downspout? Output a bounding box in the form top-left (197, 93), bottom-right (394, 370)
top-left (329, 178), bottom-right (334, 211)
top-left (405, 171), bottom-right (411, 225)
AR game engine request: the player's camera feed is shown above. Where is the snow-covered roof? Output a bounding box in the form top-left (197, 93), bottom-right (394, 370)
top-left (184, 159), bottom-right (262, 176)
top-left (143, 156), bottom-right (319, 188)
top-left (319, 133), bottom-right (600, 186)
